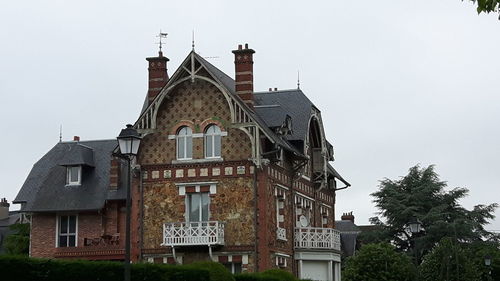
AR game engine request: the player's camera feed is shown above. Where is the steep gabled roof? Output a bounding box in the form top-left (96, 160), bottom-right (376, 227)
top-left (14, 140), bottom-right (123, 212)
top-left (137, 51), bottom-right (305, 158)
top-left (254, 89), bottom-right (315, 142)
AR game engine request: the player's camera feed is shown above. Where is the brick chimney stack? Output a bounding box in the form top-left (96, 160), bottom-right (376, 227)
top-left (0, 198), bottom-right (10, 220)
top-left (232, 43), bottom-right (255, 109)
top-left (146, 51), bottom-right (169, 105)
top-left (341, 211), bottom-right (355, 223)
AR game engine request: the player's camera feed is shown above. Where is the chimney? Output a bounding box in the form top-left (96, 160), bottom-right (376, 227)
top-left (73, 136), bottom-right (80, 141)
top-left (341, 211), bottom-right (355, 223)
top-left (232, 43), bottom-right (256, 109)
top-left (109, 159), bottom-right (121, 190)
top-left (0, 198), bottom-right (9, 220)
top-left (146, 51), bottom-right (169, 105)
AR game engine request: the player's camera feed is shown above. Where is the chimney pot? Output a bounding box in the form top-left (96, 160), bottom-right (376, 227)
top-left (232, 43), bottom-right (256, 109)
top-left (341, 211), bottom-right (355, 223)
top-left (274, 88), bottom-right (278, 91)
top-left (146, 51), bottom-right (170, 105)
top-left (0, 198), bottom-right (9, 220)
top-left (269, 88), bottom-right (272, 91)
top-left (73, 136), bottom-right (80, 141)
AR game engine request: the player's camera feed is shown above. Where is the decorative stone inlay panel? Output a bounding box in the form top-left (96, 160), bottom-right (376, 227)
top-left (142, 177), bottom-right (255, 249)
top-left (138, 79), bottom-right (252, 165)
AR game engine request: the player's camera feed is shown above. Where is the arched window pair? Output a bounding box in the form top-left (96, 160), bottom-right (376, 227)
top-left (176, 125), bottom-right (222, 160)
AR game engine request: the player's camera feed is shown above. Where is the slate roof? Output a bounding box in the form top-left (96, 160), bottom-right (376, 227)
top-left (254, 89), bottom-right (315, 142)
top-left (14, 140), bottom-right (124, 212)
top-left (335, 220), bottom-right (361, 257)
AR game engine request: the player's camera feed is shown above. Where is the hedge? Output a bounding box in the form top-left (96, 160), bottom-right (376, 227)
top-left (235, 269), bottom-right (300, 281)
top-left (0, 255), bottom-right (210, 281)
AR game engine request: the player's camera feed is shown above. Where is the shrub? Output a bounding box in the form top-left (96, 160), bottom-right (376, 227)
top-left (234, 269), bottom-right (298, 281)
top-left (0, 255), bottom-right (209, 281)
top-left (343, 243), bottom-right (416, 281)
top-left (186, 261), bottom-right (234, 281)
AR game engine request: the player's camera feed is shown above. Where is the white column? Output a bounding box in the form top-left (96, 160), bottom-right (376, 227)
top-left (328, 260), bottom-right (333, 281)
top-left (335, 262), bottom-right (341, 281)
top-left (298, 260), bottom-right (303, 279)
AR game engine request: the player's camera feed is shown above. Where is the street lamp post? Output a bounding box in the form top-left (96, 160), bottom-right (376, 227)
top-left (484, 255), bottom-right (492, 281)
top-left (117, 124), bottom-right (142, 281)
top-left (408, 216), bottom-right (423, 266)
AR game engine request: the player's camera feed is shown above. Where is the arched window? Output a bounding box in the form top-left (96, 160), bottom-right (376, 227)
top-left (204, 125), bottom-right (221, 158)
top-left (177, 127), bottom-right (192, 160)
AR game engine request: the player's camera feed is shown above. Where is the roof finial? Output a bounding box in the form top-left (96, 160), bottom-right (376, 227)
top-left (156, 30), bottom-right (168, 56)
top-left (59, 124), bottom-right (62, 142)
top-left (297, 70), bottom-right (300, 89)
top-left (192, 30), bottom-right (195, 51)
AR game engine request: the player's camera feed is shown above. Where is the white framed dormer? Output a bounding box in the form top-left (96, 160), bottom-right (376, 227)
top-left (55, 214), bottom-right (78, 247)
top-left (66, 166), bottom-right (82, 186)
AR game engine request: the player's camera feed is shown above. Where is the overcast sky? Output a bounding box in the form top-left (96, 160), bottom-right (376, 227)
top-left (1, 0), bottom-right (499, 230)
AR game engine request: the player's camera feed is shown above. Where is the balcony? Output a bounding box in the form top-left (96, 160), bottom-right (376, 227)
top-left (295, 227), bottom-right (341, 251)
top-left (162, 221), bottom-right (225, 247)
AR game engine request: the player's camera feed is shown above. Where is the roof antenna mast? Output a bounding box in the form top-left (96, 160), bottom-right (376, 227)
top-left (297, 70), bottom-right (301, 89)
top-left (192, 29), bottom-right (195, 51)
top-left (59, 125), bottom-right (63, 142)
top-left (156, 30), bottom-right (168, 56)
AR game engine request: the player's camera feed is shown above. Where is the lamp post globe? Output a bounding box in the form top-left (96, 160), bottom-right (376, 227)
top-left (485, 254), bottom-right (492, 266)
top-left (117, 124), bottom-right (141, 156)
top-left (408, 216), bottom-right (422, 234)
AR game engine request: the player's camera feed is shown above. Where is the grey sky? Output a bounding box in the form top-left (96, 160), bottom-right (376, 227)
top-left (1, 0), bottom-right (499, 230)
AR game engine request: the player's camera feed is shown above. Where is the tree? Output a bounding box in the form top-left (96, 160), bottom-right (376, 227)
top-left (466, 0), bottom-right (500, 14)
top-left (419, 238), bottom-right (500, 281)
top-left (343, 243), bottom-right (416, 281)
top-left (370, 165), bottom-right (498, 263)
top-left (4, 223), bottom-right (30, 255)
top-left (419, 238), bottom-right (481, 281)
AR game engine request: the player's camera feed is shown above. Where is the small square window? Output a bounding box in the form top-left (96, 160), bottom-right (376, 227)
top-left (66, 166), bottom-right (81, 185)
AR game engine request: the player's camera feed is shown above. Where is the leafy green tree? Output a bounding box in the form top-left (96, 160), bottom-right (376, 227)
top-left (419, 238), bottom-right (481, 281)
top-left (343, 243), bottom-right (416, 281)
top-left (369, 165), bottom-right (498, 263)
top-left (466, 0), bottom-right (499, 14)
top-left (4, 223), bottom-right (30, 255)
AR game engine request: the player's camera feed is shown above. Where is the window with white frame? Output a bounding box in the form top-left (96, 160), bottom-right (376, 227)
top-left (176, 127), bottom-right (193, 160)
top-left (204, 125), bottom-right (222, 158)
top-left (66, 166), bottom-right (81, 185)
top-left (223, 262), bottom-right (242, 274)
top-left (58, 215), bottom-right (77, 247)
top-left (187, 192), bottom-right (209, 222)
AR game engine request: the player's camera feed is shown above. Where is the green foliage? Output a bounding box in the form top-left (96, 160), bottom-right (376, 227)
top-left (185, 261), bottom-right (234, 281)
top-left (234, 269), bottom-right (299, 281)
top-left (4, 223), bottom-right (30, 255)
top-left (419, 238), bottom-right (482, 281)
top-left (0, 255), bottom-right (210, 281)
top-left (369, 165), bottom-right (498, 263)
top-left (343, 243), bottom-right (416, 281)
top-left (467, 0), bottom-right (500, 14)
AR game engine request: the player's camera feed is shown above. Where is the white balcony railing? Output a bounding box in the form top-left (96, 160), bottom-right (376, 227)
top-left (277, 227), bottom-right (287, 241)
top-left (162, 221), bottom-right (225, 246)
top-left (294, 227), bottom-right (341, 251)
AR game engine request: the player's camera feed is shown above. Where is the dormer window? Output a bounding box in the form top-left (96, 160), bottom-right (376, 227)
top-left (66, 166), bottom-right (81, 186)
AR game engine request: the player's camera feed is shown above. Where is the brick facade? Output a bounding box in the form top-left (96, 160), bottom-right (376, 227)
top-left (30, 202), bottom-right (127, 260)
